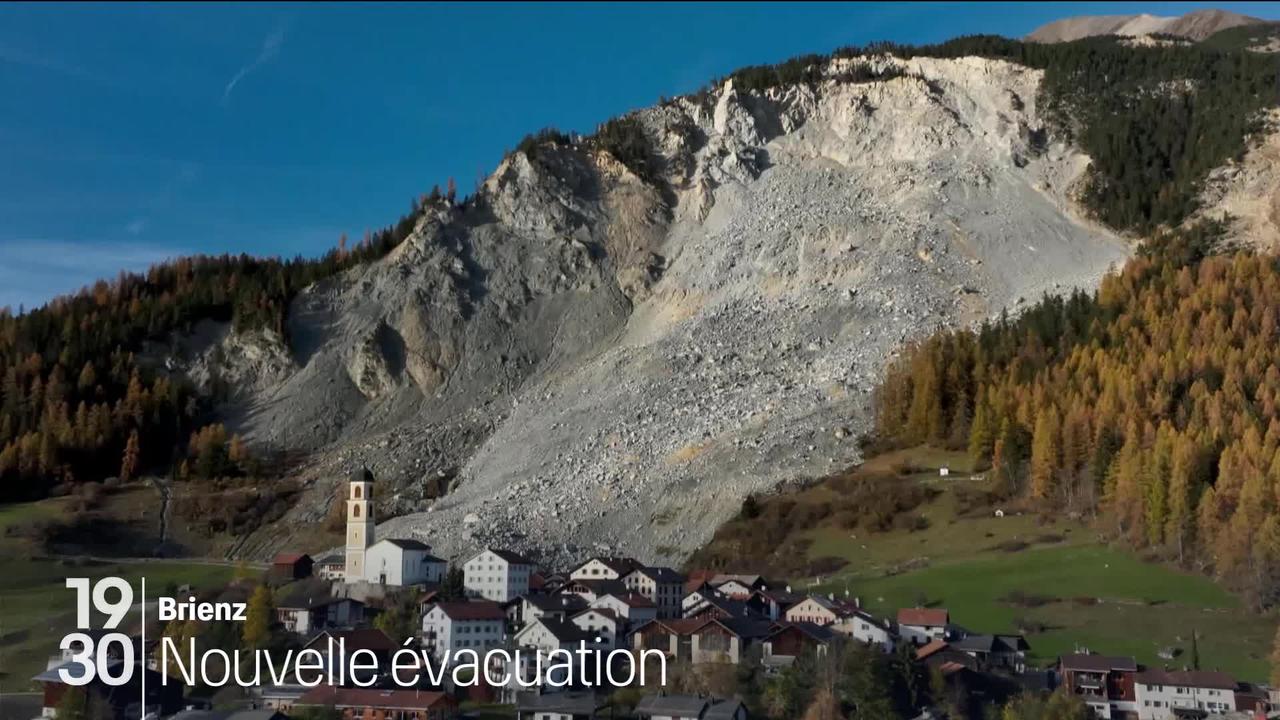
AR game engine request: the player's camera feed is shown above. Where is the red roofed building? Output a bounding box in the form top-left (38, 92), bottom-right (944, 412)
top-left (1059, 653), bottom-right (1138, 719)
top-left (897, 607), bottom-right (949, 646)
top-left (296, 686), bottom-right (457, 720)
top-left (271, 553), bottom-right (314, 581)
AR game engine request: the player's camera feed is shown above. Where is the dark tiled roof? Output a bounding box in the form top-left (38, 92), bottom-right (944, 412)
top-left (627, 566), bottom-right (685, 583)
top-left (768, 621), bottom-right (836, 643)
top-left (524, 594), bottom-right (589, 612)
top-left (515, 691), bottom-right (605, 714)
top-left (380, 538), bottom-right (433, 551)
top-left (566, 578), bottom-right (628, 596)
top-left (714, 616), bottom-right (776, 639)
top-left (635, 694), bottom-right (712, 718)
top-left (608, 592), bottom-right (657, 608)
top-left (575, 556), bottom-right (644, 575)
top-left (431, 600), bottom-right (507, 621)
top-left (635, 694), bottom-right (744, 720)
top-left (705, 699), bottom-right (748, 720)
top-left (485, 548), bottom-right (537, 565)
top-left (526, 616), bottom-right (596, 644)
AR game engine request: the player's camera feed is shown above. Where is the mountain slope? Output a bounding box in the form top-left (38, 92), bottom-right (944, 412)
top-left (208, 54), bottom-right (1129, 565)
top-left (1027, 8), bottom-right (1264, 43)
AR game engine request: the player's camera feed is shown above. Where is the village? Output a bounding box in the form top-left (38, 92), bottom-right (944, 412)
top-left (31, 469), bottom-right (1277, 720)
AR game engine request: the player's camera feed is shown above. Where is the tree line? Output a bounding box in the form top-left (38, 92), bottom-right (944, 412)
top-left (871, 240), bottom-right (1280, 607)
top-left (0, 200), bottom-right (428, 500)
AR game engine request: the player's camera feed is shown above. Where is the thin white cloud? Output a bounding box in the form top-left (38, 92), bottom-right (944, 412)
top-left (0, 239), bottom-right (185, 313)
top-left (222, 25), bottom-right (287, 104)
top-left (0, 42), bottom-right (91, 79)
top-left (125, 218), bottom-right (149, 236)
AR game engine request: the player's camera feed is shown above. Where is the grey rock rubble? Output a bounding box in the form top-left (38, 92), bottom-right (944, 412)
top-left (187, 55), bottom-right (1130, 567)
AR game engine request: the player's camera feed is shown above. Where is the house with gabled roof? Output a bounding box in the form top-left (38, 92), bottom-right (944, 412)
top-left (570, 556), bottom-right (644, 580)
top-left (592, 592), bottom-right (658, 629)
top-left (1059, 653), bottom-right (1139, 719)
top-left (516, 593), bottom-right (589, 626)
top-left (421, 600), bottom-right (507, 661)
top-left (710, 574), bottom-right (769, 599)
top-left (747, 588), bottom-right (804, 621)
top-left (763, 621), bottom-right (835, 670)
top-left (465, 548), bottom-right (537, 602)
top-left (1134, 669), bottom-right (1239, 720)
top-left (686, 595), bottom-right (755, 622)
top-left (631, 616), bottom-right (773, 665)
top-left (561, 578), bottom-right (628, 602)
top-left (951, 634), bottom-right (1029, 673)
top-left (897, 607), bottom-right (950, 646)
top-left (510, 616), bottom-right (608, 690)
top-left (364, 538), bottom-right (447, 587)
top-left (623, 566), bottom-right (686, 618)
top-left (270, 553), bottom-right (313, 582)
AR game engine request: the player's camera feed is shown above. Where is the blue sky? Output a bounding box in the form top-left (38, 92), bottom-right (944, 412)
top-left (2, 2), bottom-right (1277, 311)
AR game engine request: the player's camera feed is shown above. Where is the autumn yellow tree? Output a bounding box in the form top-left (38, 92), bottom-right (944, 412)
top-left (119, 429), bottom-right (140, 482)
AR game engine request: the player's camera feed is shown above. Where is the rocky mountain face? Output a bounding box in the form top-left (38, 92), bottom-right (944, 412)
top-left (190, 55), bottom-right (1133, 566)
top-left (1027, 8), bottom-right (1264, 43)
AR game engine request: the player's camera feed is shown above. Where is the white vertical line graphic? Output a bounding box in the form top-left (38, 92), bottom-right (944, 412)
top-left (140, 576), bottom-right (146, 720)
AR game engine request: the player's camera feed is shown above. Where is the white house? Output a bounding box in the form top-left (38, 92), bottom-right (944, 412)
top-left (784, 596), bottom-right (856, 626)
top-left (421, 601), bottom-right (507, 661)
top-left (570, 608), bottom-right (623, 649)
top-left (682, 588), bottom-right (719, 617)
top-left (570, 556), bottom-right (642, 581)
top-left (622, 567), bottom-right (685, 619)
top-left (842, 609), bottom-right (896, 651)
top-left (465, 548), bottom-right (537, 602)
top-left (897, 607), bottom-right (949, 646)
top-left (509, 616), bottom-right (604, 688)
top-left (591, 592), bottom-right (658, 628)
top-left (363, 538), bottom-right (446, 586)
top-left (560, 579), bottom-right (628, 603)
top-left (314, 554), bottom-right (346, 581)
top-left (275, 596), bottom-right (364, 635)
top-left (1135, 669), bottom-right (1239, 720)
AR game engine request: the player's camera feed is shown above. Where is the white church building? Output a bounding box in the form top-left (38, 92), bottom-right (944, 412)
top-left (344, 468), bottom-right (446, 587)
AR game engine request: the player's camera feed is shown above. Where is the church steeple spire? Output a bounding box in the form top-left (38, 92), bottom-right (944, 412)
top-left (344, 467), bottom-right (376, 582)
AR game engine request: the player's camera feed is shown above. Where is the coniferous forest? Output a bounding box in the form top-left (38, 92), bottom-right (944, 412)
top-left (871, 231), bottom-right (1280, 606)
top-left (0, 201), bottom-right (427, 501)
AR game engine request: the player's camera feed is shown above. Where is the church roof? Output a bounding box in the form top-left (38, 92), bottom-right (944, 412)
top-left (350, 467), bottom-right (374, 483)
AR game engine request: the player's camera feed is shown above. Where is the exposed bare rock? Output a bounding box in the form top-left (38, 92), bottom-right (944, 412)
top-left (207, 56), bottom-right (1132, 567)
top-left (1028, 8), bottom-right (1264, 43)
top-left (1195, 109), bottom-right (1280, 251)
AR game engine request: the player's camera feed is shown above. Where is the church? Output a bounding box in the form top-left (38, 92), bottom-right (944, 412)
top-left (344, 468), bottom-right (447, 587)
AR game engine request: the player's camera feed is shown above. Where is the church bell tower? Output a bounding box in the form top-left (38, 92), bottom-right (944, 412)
top-left (345, 467), bottom-right (375, 582)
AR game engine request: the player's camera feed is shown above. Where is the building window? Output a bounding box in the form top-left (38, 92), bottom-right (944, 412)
top-left (354, 485), bottom-right (363, 499)
top-left (353, 505), bottom-right (361, 518)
